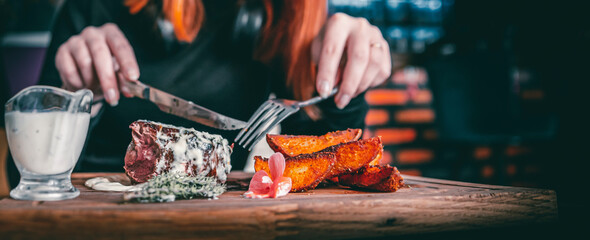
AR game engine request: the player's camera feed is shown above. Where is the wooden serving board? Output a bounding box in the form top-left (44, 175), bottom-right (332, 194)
top-left (0, 172), bottom-right (558, 240)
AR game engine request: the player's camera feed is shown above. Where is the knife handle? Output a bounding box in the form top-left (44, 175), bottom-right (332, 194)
top-left (121, 80), bottom-right (149, 99)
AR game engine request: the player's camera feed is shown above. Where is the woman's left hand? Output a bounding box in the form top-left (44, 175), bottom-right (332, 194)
top-left (312, 13), bottom-right (391, 109)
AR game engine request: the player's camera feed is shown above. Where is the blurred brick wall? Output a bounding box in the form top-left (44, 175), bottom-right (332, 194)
top-left (363, 67), bottom-right (553, 188)
top-left (363, 67), bottom-right (436, 177)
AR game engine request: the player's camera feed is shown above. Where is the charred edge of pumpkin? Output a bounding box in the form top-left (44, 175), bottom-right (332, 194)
top-left (321, 136), bottom-right (382, 154)
top-left (342, 175), bottom-right (403, 192)
top-left (338, 165), bottom-right (395, 187)
top-left (265, 134), bottom-right (283, 155)
top-left (392, 166), bottom-right (405, 188)
top-left (265, 129), bottom-right (363, 157)
top-left (321, 137), bottom-right (383, 178)
top-left (365, 167), bottom-right (405, 192)
top-left (358, 165), bottom-right (394, 175)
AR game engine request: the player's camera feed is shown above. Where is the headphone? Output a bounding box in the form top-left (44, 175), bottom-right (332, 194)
top-left (232, 0), bottom-right (266, 57)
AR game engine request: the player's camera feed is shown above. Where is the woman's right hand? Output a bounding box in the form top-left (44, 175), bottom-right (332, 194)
top-left (55, 23), bottom-right (139, 106)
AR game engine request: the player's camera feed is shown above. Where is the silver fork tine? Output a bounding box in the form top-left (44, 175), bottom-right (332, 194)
top-left (241, 106), bottom-right (285, 148)
top-left (245, 108), bottom-right (296, 151)
top-left (237, 103), bottom-right (283, 145)
top-left (236, 87), bottom-right (339, 149)
top-left (234, 101), bottom-right (274, 141)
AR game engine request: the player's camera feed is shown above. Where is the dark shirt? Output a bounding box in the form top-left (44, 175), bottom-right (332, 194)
top-left (35, 0), bottom-right (368, 173)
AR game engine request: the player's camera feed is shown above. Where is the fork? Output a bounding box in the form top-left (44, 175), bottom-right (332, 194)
top-left (235, 87), bottom-right (339, 150)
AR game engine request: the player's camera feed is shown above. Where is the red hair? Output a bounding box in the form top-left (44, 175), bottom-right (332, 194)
top-left (125, 0), bottom-right (204, 42)
top-left (125, 0), bottom-right (327, 119)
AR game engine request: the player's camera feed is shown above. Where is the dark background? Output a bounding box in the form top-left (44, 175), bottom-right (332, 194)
top-left (1, 0), bottom-right (589, 235)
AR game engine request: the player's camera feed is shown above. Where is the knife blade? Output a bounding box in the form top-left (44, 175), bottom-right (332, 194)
top-left (121, 80), bottom-right (247, 130)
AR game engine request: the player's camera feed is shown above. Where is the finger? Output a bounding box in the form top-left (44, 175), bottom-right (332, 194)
top-left (60, 78), bottom-right (70, 91)
top-left (66, 36), bottom-right (94, 88)
top-left (112, 57), bottom-right (132, 97)
top-left (371, 39), bottom-right (392, 88)
top-left (83, 27), bottom-right (119, 106)
top-left (357, 63), bottom-right (380, 96)
top-left (89, 67), bottom-right (102, 91)
top-left (102, 23), bottom-right (139, 81)
top-left (55, 46), bottom-right (84, 90)
top-left (316, 13), bottom-right (352, 98)
top-left (336, 19), bottom-right (371, 109)
top-left (117, 71), bottom-right (133, 98)
top-left (358, 39), bottom-right (390, 94)
top-left (112, 56), bottom-right (120, 72)
top-left (311, 26), bottom-right (326, 64)
top-left (60, 74), bottom-right (74, 92)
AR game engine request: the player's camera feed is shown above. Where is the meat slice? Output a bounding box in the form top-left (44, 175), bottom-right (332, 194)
top-left (124, 120), bottom-right (233, 183)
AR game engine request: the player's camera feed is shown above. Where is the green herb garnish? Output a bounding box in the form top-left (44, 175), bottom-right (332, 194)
top-left (124, 173), bottom-right (226, 203)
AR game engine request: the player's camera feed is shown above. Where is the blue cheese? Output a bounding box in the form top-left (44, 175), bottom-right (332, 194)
top-left (138, 120), bottom-right (232, 183)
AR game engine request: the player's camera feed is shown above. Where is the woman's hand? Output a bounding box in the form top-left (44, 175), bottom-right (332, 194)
top-left (312, 13), bottom-right (391, 109)
top-left (55, 23), bottom-right (139, 106)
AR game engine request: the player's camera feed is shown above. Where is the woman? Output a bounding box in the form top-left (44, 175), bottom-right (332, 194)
top-left (33, 0), bottom-right (391, 174)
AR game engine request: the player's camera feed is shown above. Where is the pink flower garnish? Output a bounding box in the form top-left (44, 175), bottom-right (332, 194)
top-left (243, 153), bottom-right (292, 199)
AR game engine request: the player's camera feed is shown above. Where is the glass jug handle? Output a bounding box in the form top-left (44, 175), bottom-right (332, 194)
top-left (72, 89), bottom-right (93, 114)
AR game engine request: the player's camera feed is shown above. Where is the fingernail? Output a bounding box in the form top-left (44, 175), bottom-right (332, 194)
top-left (106, 88), bottom-right (118, 107)
top-left (127, 70), bottom-right (139, 80)
top-left (337, 94), bottom-right (351, 109)
top-left (319, 81), bottom-right (331, 98)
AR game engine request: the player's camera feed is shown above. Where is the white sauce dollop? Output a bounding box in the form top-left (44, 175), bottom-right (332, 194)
top-left (85, 177), bottom-right (144, 192)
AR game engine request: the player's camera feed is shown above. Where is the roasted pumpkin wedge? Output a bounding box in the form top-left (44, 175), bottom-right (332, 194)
top-left (338, 165), bottom-right (395, 187)
top-left (266, 129), bottom-right (362, 157)
top-left (366, 166), bottom-right (405, 192)
top-left (320, 137), bottom-right (383, 178)
top-left (254, 152), bottom-right (336, 192)
top-left (338, 165), bottom-right (404, 192)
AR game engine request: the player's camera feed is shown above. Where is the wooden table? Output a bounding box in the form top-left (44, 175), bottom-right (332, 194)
top-left (0, 172), bottom-right (558, 240)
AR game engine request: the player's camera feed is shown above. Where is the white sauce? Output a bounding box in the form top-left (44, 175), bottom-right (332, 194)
top-left (5, 111), bottom-right (90, 175)
top-left (169, 133), bottom-right (191, 174)
top-left (85, 177), bottom-right (144, 192)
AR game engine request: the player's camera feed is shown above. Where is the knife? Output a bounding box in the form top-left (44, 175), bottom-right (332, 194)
top-left (121, 80), bottom-right (247, 130)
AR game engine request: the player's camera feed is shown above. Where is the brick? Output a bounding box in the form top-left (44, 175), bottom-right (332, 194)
top-left (365, 89), bottom-right (408, 106)
top-left (412, 90), bottom-right (432, 104)
top-left (422, 129), bottom-right (438, 140)
top-left (365, 109), bottom-right (390, 126)
top-left (375, 128), bottom-right (417, 145)
top-left (399, 169), bottom-right (422, 176)
top-left (505, 146), bottom-right (530, 157)
top-left (481, 165), bottom-right (495, 178)
top-left (521, 90), bottom-right (544, 100)
top-left (394, 109), bottom-right (435, 123)
top-left (506, 164), bottom-right (517, 176)
top-left (396, 149), bottom-right (433, 164)
top-left (473, 147), bottom-right (492, 160)
top-left (379, 150), bottom-right (393, 165)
